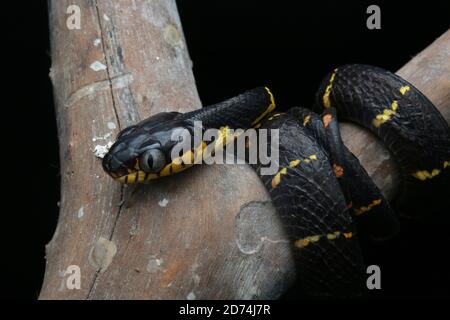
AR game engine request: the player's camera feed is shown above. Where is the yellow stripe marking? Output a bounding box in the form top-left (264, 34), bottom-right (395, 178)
top-left (134, 159), bottom-right (140, 170)
top-left (194, 141), bottom-right (207, 162)
top-left (399, 86), bottom-right (410, 95)
top-left (294, 231), bottom-right (351, 248)
top-left (159, 163), bottom-right (172, 177)
top-left (322, 69), bottom-right (338, 108)
top-left (171, 160), bottom-right (184, 173)
top-left (127, 172), bottom-right (137, 183)
top-left (354, 199), bottom-right (382, 215)
top-left (343, 232), bottom-right (353, 239)
top-left (271, 155), bottom-right (318, 188)
top-left (391, 100), bottom-right (398, 111)
top-left (156, 143), bottom-right (209, 178)
top-left (181, 150), bottom-right (194, 165)
top-left (372, 100), bottom-right (398, 127)
top-left (146, 173), bottom-right (158, 181)
top-left (289, 159), bottom-right (301, 167)
top-left (208, 126), bottom-right (230, 155)
top-left (303, 115), bottom-right (311, 126)
top-left (117, 142), bottom-right (208, 183)
top-left (295, 238), bottom-right (310, 248)
top-left (217, 126), bottom-right (228, 144)
top-left (411, 160), bottom-right (449, 181)
top-left (372, 86), bottom-right (409, 127)
top-left (412, 169), bottom-right (441, 180)
top-left (267, 113), bottom-right (283, 121)
top-left (271, 167), bottom-right (287, 188)
top-left (251, 87), bottom-right (276, 126)
top-left (136, 171), bottom-right (147, 183)
top-left (327, 231), bottom-right (340, 240)
top-left (205, 127), bottom-right (243, 164)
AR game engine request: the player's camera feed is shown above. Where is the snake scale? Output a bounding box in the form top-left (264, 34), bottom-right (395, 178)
top-left (102, 64), bottom-right (450, 297)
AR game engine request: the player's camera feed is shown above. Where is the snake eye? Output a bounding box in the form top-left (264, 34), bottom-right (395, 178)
top-left (139, 149), bottom-right (166, 173)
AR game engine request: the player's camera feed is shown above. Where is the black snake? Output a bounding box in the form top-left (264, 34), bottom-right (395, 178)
top-left (102, 64), bottom-right (450, 297)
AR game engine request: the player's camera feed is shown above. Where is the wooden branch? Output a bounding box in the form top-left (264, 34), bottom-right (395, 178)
top-left (40, 0), bottom-right (450, 300)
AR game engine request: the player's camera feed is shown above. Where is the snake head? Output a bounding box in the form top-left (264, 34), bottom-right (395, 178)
top-left (102, 112), bottom-right (195, 184)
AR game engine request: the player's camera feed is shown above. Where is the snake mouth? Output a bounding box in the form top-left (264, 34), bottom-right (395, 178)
top-left (115, 170), bottom-right (159, 184)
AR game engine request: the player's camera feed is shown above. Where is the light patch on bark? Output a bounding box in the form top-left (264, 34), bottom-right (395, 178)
top-left (90, 61), bottom-right (107, 71)
top-left (94, 142), bottom-right (114, 158)
top-left (89, 237), bottom-right (117, 271)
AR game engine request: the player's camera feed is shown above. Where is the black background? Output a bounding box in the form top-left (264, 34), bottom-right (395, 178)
top-left (3, 0), bottom-right (449, 300)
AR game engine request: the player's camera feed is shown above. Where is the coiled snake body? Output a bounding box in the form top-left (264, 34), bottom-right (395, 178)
top-left (102, 64), bottom-right (450, 297)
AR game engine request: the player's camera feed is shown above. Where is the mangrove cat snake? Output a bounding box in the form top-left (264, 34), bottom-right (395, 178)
top-left (102, 64), bottom-right (450, 297)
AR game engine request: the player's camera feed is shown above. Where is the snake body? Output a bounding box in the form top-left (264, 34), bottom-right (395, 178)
top-left (102, 64), bottom-right (450, 297)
